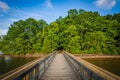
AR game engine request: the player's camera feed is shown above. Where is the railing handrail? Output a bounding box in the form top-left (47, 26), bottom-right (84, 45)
top-left (0, 57), bottom-right (41, 79)
top-left (64, 52), bottom-right (120, 80)
top-left (0, 51), bottom-right (56, 80)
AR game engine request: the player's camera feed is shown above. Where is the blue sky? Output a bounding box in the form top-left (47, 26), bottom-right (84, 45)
top-left (0, 0), bottom-right (120, 36)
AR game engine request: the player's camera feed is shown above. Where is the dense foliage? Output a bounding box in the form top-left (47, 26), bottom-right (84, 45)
top-left (0, 9), bottom-right (120, 54)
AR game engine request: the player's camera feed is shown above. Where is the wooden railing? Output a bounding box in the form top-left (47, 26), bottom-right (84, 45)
top-left (64, 52), bottom-right (120, 80)
top-left (0, 52), bottom-right (56, 80)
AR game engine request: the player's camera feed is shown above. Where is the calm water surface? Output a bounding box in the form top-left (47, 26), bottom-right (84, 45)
top-left (0, 56), bottom-right (37, 76)
top-left (83, 58), bottom-right (120, 76)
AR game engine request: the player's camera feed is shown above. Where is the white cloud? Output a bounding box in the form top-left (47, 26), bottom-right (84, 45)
top-left (9, 18), bottom-right (18, 22)
top-left (0, 18), bottom-right (17, 31)
top-left (45, 0), bottom-right (53, 8)
top-left (23, 13), bottom-right (43, 20)
top-left (0, 1), bottom-right (10, 12)
top-left (94, 0), bottom-right (116, 9)
top-left (0, 29), bottom-right (8, 36)
top-left (9, 8), bottom-right (43, 20)
top-left (0, 8), bottom-right (44, 34)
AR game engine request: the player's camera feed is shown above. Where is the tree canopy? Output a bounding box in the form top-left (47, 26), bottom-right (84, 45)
top-left (0, 9), bottom-right (120, 54)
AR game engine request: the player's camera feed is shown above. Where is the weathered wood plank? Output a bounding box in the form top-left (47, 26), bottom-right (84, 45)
top-left (41, 54), bottom-right (77, 80)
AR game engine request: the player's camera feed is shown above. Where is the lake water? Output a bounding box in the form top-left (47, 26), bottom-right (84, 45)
top-left (0, 56), bottom-right (37, 76)
top-left (83, 58), bottom-right (120, 76)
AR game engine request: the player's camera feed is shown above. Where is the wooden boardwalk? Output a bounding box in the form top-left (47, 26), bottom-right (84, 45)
top-left (41, 54), bottom-right (77, 80)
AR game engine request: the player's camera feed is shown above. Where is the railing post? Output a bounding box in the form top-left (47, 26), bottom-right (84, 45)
top-left (64, 52), bottom-right (104, 80)
top-left (64, 52), bottom-right (120, 80)
top-left (0, 52), bottom-right (56, 80)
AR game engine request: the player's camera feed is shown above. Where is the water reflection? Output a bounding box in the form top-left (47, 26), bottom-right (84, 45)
top-left (83, 58), bottom-right (120, 76)
top-left (0, 56), bottom-right (36, 76)
top-left (4, 56), bottom-right (11, 61)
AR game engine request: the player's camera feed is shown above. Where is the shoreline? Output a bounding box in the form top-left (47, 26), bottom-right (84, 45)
top-left (1, 53), bottom-right (120, 58)
top-left (0, 54), bottom-right (46, 58)
top-left (74, 54), bottom-right (120, 58)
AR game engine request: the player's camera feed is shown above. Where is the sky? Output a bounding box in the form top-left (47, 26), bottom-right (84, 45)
top-left (0, 0), bottom-right (120, 36)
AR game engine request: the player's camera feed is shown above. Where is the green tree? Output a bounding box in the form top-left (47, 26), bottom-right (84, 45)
top-left (0, 9), bottom-right (119, 55)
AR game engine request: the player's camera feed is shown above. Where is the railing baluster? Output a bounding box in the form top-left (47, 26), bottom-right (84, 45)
top-left (64, 52), bottom-right (104, 80)
top-left (0, 51), bottom-right (56, 80)
top-left (64, 52), bottom-right (120, 80)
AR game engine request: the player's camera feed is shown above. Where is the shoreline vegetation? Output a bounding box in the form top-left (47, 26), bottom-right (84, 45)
top-left (0, 9), bottom-right (120, 55)
top-left (75, 54), bottom-right (120, 58)
top-left (0, 53), bottom-right (120, 58)
top-left (0, 54), bottom-right (46, 57)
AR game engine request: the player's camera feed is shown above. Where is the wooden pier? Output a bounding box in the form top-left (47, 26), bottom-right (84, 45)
top-left (0, 51), bottom-right (120, 80)
top-left (41, 54), bottom-right (77, 80)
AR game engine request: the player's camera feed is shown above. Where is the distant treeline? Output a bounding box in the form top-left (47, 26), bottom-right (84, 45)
top-left (0, 9), bottom-right (120, 54)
